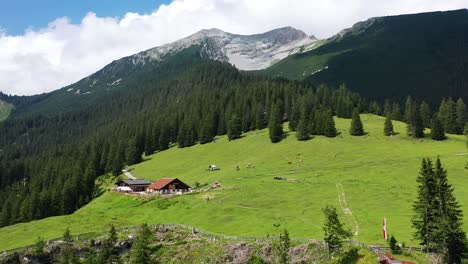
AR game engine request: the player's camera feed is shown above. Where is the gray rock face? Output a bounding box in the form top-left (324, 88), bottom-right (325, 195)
top-left (133, 27), bottom-right (317, 70)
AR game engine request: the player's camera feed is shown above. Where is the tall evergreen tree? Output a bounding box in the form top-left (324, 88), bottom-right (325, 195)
top-left (158, 126), bottom-right (170, 151)
top-left (407, 104), bottom-right (424, 138)
top-left (323, 110), bottom-right (337, 138)
top-left (412, 158), bottom-right (439, 249)
top-left (391, 102), bottom-right (402, 121)
top-left (384, 114), bottom-right (394, 136)
top-left (111, 144), bottom-right (125, 177)
top-left (268, 104), bottom-right (283, 143)
top-left (126, 138), bottom-right (142, 165)
top-left (439, 98), bottom-right (458, 134)
top-left (288, 102), bottom-right (300, 131)
top-left (227, 113), bottom-right (242, 140)
top-left (350, 108), bottom-right (365, 136)
top-left (455, 98), bottom-right (466, 134)
top-left (58, 228), bottom-right (78, 264)
top-left (420, 101), bottom-right (431, 128)
top-left (322, 205), bottom-right (352, 253)
top-left (199, 115), bottom-right (214, 144)
top-left (404, 96), bottom-right (413, 123)
top-left (431, 115), bottom-right (446, 141)
top-left (296, 103), bottom-right (310, 141)
top-left (433, 158), bottom-right (468, 263)
top-left (129, 223), bottom-right (153, 264)
top-left (255, 103), bottom-right (267, 130)
top-left (99, 224), bottom-right (120, 264)
top-left (383, 99), bottom-right (392, 117)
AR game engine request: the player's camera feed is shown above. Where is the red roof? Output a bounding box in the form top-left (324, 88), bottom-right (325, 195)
top-left (148, 178), bottom-right (177, 190)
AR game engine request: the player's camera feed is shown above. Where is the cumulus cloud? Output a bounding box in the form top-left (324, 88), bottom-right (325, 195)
top-left (0, 0), bottom-right (466, 95)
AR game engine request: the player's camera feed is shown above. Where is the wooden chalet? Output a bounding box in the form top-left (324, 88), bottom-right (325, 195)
top-left (147, 178), bottom-right (191, 194)
top-left (116, 179), bottom-right (151, 192)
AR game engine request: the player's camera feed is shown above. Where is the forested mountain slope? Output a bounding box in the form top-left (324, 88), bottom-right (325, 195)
top-left (263, 9), bottom-right (468, 104)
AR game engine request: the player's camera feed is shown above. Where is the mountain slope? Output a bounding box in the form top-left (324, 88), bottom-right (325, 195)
top-left (263, 9), bottom-right (468, 104)
top-left (7, 27), bottom-right (316, 117)
top-left (0, 115), bottom-right (466, 251)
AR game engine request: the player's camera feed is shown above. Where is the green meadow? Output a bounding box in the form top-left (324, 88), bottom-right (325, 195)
top-left (1, 114), bottom-right (467, 251)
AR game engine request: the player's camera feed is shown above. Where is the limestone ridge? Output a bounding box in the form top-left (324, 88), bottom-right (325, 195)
top-left (132, 27), bottom-right (317, 70)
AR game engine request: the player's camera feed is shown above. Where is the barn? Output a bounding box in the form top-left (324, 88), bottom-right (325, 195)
top-left (116, 179), bottom-right (151, 192)
top-left (147, 178), bottom-right (191, 194)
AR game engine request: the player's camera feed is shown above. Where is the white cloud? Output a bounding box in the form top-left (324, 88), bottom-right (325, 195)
top-left (0, 0), bottom-right (466, 95)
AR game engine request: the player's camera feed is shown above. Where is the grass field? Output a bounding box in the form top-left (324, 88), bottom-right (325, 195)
top-left (1, 114), bottom-right (467, 252)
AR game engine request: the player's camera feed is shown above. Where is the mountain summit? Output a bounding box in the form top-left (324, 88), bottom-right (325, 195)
top-left (133, 27), bottom-right (317, 70)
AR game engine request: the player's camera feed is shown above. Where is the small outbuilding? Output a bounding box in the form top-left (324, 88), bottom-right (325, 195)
top-left (208, 164), bottom-right (220, 171)
top-left (147, 178), bottom-right (191, 194)
top-left (116, 179), bottom-right (151, 192)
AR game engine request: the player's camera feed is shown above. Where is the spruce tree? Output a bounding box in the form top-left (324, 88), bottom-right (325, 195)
top-left (323, 110), bottom-right (337, 138)
top-left (384, 114), bottom-right (394, 136)
top-left (407, 104), bottom-right (424, 138)
top-left (255, 104), bottom-right (267, 130)
top-left (322, 205), bottom-right (352, 253)
top-left (296, 103), bottom-right (310, 141)
top-left (430, 115), bottom-right (446, 141)
top-left (456, 98), bottom-right (466, 134)
top-left (158, 126), bottom-right (170, 151)
top-left (126, 138), bottom-right (142, 165)
top-left (350, 108), bottom-right (365, 136)
top-left (288, 102), bottom-right (300, 131)
top-left (268, 104), bottom-right (283, 143)
top-left (391, 102), bottom-right (402, 121)
top-left (412, 158), bottom-right (439, 249)
top-left (404, 96), bottom-right (413, 123)
top-left (439, 98), bottom-right (457, 134)
top-left (420, 101), bottom-right (431, 128)
top-left (111, 144), bottom-right (125, 177)
top-left (296, 116), bottom-right (309, 141)
top-left (227, 113), bottom-right (242, 140)
top-left (59, 228), bottom-right (78, 264)
top-left (99, 224), bottom-right (120, 264)
top-left (384, 99), bottom-right (392, 117)
top-left (129, 223), bottom-right (153, 264)
top-left (199, 115), bottom-right (214, 144)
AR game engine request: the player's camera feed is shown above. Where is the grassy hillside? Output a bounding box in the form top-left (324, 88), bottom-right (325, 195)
top-left (1, 114), bottom-right (467, 251)
top-left (263, 9), bottom-right (468, 104)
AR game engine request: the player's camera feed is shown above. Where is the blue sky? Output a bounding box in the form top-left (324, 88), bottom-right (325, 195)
top-left (0, 0), bottom-right (170, 35)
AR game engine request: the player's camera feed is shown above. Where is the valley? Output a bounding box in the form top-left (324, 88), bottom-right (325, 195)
top-left (1, 115), bottom-right (466, 252)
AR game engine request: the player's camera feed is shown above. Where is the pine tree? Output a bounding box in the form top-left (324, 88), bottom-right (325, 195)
top-left (322, 205), bottom-right (352, 253)
top-left (455, 98), bottom-right (466, 135)
top-left (323, 110), bottom-right (337, 138)
top-left (389, 235), bottom-right (402, 254)
top-left (404, 96), bottom-right (413, 123)
top-left (350, 108), bottom-right (365, 136)
top-left (384, 99), bottom-right (392, 117)
top-left (391, 102), bottom-right (402, 121)
top-left (420, 101), bottom-right (431, 128)
top-left (111, 144), bottom-right (125, 177)
top-left (430, 115), bottom-right (446, 141)
top-left (158, 126), bottom-right (170, 151)
top-left (126, 138), bottom-right (142, 165)
top-left (288, 102), bottom-right (300, 131)
top-left (268, 104), bottom-right (283, 143)
top-left (99, 224), bottom-right (120, 264)
top-left (255, 104), bottom-right (267, 130)
top-left (412, 158), bottom-right (439, 249)
top-left (384, 114), bottom-right (394, 136)
top-left (407, 104), bottom-right (424, 138)
top-left (296, 104), bottom-right (310, 140)
top-left (433, 158), bottom-right (468, 263)
top-left (439, 98), bottom-right (457, 134)
top-left (58, 228), bottom-right (78, 264)
top-left (199, 115), bottom-right (214, 144)
top-left (227, 113), bottom-right (242, 140)
top-left (129, 223), bottom-right (153, 264)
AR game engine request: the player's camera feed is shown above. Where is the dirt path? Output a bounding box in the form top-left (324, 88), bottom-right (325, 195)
top-left (122, 169), bottom-right (137, 180)
top-left (336, 183), bottom-right (359, 236)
